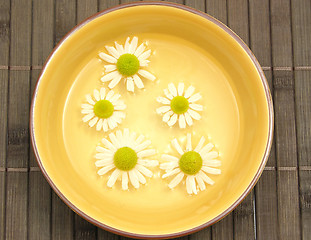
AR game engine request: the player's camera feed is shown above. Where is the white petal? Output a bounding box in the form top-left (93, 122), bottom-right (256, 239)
top-left (81, 109), bottom-right (93, 114)
top-left (138, 69), bottom-right (156, 81)
top-left (96, 118), bottom-right (103, 131)
top-left (112, 115), bottom-right (122, 125)
top-left (156, 106), bottom-right (170, 114)
top-left (139, 60), bottom-right (150, 67)
top-left (167, 114), bottom-right (178, 126)
top-left (101, 138), bottom-right (116, 152)
top-left (129, 170), bottom-right (139, 188)
top-left (111, 114), bottom-right (124, 125)
top-left (124, 37), bottom-right (131, 53)
top-left (112, 111), bottom-right (126, 121)
top-left (112, 117), bottom-right (121, 125)
top-left (133, 74), bottom-right (144, 89)
top-left (189, 175), bottom-right (197, 195)
top-left (195, 175), bottom-right (206, 191)
top-left (188, 109), bottom-right (201, 120)
top-left (168, 172), bottom-right (184, 189)
top-left (186, 133), bottom-right (192, 151)
top-left (178, 114), bottom-right (186, 129)
top-left (163, 110), bottom-right (174, 122)
top-left (134, 140), bottom-right (151, 152)
top-left (114, 99), bottom-right (126, 105)
top-left (102, 119), bottom-right (108, 132)
top-left (133, 169), bottom-right (146, 184)
top-left (86, 94), bottom-right (95, 105)
top-left (108, 74), bottom-right (122, 89)
top-left (109, 133), bottom-right (120, 149)
top-left (82, 113), bottom-right (94, 122)
top-left (126, 77), bottom-right (135, 92)
top-left (123, 128), bottom-right (130, 144)
top-left (93, 89), bottom-right (100, 101)
top-left (135, 135), bottom-right (145, 145)
top-left (134, 43), bottom-right (145, 57)
top-left (129, 132), bottom-right (137, 145)
top-left (194, 136), bottom-right (205, 152)
top-left (116, 130), bottom-right (123, 146)
top-left (186, 176), bottom-right (193, 194)
top-left (89, 117), bottom-right (98, 127)
top-left (168, 83), bottom-right (177, 97)
top-left (136, 165), bottom-right (153, 177)
top-left (162, 168), bottom-right (180, 178)
top-left (178, 83), bottom-right (184, 96)
top-left (198, 171), bottom-right (215, 185)
top-left (201, 166), bottom-right (221, 175)
top-left (161, 154), bottom-right (179, 162)
top-left (107, 115), bottom-right (121, 129)
top-left (129, 36), bottom-right (138, 54)
top-left (99, 52), bottom-right (117, 63)
top-left (107, 117), bottom-right (117, 130)
top-left (171, 138), bottom-right (184, 155)
top-left (157, 96), bottom-right (170, 105)
top-left (81, 103), bottom-right (93, 109)
top-left (164, 89), bottom-right (174, 100)
top-left (137, 159), bottom-right (159, 167)
top-left (184, 112), bottom-right (193, 126)
top-left (123, 128), bottom-right (130, 143)
top-left (160, 162), bottom-right (178, 171)
top-left (95, 152), bottom-right (113, 160)
top-left (101, 71), bottom-right (119, 82)
top-left (137, 149), bottom-right (156, 158)
top-left (97, 164), bottom-right (114, 175)
top-left (190, 103), bottom-right (203, 111)
top-left (114, 103), bottom-right (126, 111)
top-left (203, 151), bottom-right (219, 160)
top-left (100, 88), bottom-right (106, 100)
top-left (106, 90), bottom-right (115, 100)
top-left (184, 85), bottom-right (195, 98)
top-left (107, 169), bottom-right (120, 187)
top-left (188, 93), bottom-right (202, 103)
top-left (96, 146), bottom-right (112, 154)
top-left (105, 46), bottom-right (120, 59)
top-left (122, 172), bottom-right (128, 190)
top-left (109, 93), bottom-right (121, 104)
top-left (203, 160), bottom-right (221, 167)
top-left (95, 159), bottom-right (113, 167)
top-left (104, 64), bottom-right (117, 73)
top-left (138, 49), bottom-right (151, 62)
top-left (115, 42), bottom-right (124, 54)
top-left (199, 143), bottom-right (214, 156)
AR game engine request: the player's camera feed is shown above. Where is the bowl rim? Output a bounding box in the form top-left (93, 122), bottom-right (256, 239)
top-left (30, 1), bottom-right (274, 239)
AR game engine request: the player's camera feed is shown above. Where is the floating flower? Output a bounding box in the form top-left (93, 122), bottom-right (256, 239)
top-left (95, 129), bottom-right (159, 190)
top-left (81, 87), bottom-right (126, 131)
top-left (160, 134), bottom-right (221, 195)
top-left (99, 37), bottom-right (156, 92)
top-left (156, 83), bottom-right (203, 128)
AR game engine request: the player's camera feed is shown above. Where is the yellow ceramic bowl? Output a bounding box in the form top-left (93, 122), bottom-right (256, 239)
top-left (30, 2), bottom-right (273, 239)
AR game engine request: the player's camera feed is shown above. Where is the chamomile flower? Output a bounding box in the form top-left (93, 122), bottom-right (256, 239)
top-left (95, 129), bottom-right (159, 190)
top-left (99, 36), bottom-right (156, 92)
top-left (160, 134), bottom-right (221, 195)
top-left (156, 83), bottom-right (203, 128)
top-left (81, 87), bottom-right (126, 131)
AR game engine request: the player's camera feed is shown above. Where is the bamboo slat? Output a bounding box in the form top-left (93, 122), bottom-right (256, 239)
top-left (5, 172), bottom-right (28, 240)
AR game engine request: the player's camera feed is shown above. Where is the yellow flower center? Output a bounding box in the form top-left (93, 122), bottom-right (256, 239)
top-left (93, 100), bottom-right (114, 119)
top-left (170, 96), bottom-right (189, 114)
top-left (117, 53), bottom-right (140, 76)
top-left (179, 151), bottom-right (203, 175)
top-left (114, 147), bottom-right (138, 171)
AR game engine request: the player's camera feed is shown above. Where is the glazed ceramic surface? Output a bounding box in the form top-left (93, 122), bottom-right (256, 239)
top-left (31, 3), bottom-right (273, 238)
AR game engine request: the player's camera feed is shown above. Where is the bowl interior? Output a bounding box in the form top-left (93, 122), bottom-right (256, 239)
top-left (32, 4), bottom-right (271, 237)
